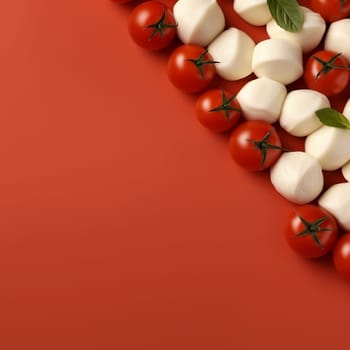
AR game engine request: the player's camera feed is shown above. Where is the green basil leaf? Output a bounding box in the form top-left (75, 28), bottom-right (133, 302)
top-left (267, 0), bottom-right (304, 33)
top-left (315, 108), bottom-right (350, 129)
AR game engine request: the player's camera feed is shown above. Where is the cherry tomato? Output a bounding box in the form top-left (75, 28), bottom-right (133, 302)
top-left (304, 50), bottom-right (350, 97)
top-left (285, 205), bottom-right (338, 258)
top-left (309, 0), bottom-right (350, 22)
top-left (168, 44), bottom-right (218, 93)
top-left (333, 233), bottom-right (350, 281)
top-left (228, 120), bottom-right (282, 171)
top-left (195, 89), bottom-right (241, 132)
top-left (128, 1), bottom-right (177, 51)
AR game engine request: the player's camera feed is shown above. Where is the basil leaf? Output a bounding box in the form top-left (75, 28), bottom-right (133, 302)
top-left (267, 0), bottom-right (304, 33)
top-left (315, 108), bottom-right (350, 129)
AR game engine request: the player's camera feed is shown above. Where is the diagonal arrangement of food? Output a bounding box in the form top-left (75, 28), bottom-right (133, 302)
top-left (115, 0), bottom-right (350, 282)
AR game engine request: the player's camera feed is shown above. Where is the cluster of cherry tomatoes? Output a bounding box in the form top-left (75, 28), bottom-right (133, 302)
top-left (114, 0), bottom-right (350, 282)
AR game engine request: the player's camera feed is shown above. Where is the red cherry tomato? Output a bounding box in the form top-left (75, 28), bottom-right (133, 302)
top-left (195, 89), bottom-right (241, 132)
top-left (128, 1), bottom-right (177, 51)
top-left (309, 0), bottom-right (350, 22)
top-left (167, 44), bottom-right (218, 93)
top-left (285, 205), bottom-right (338, 258)
top-left (333, 233), bottom-right (350, 281)
top-left (304, 50), bottom-right (350, 97)
top-left (228, 120), bottom-right (282, 171)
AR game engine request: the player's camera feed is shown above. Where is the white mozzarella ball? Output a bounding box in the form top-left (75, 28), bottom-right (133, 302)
top-left (342, 161), bottom-right (350, 181)
top-left (319, 183), bottom-right (350, 231)
top-left (233, 0), bottom-right (271, 26)
top-left (279, 89), bottom-right (329, 137)
top-left (173, 0), bottom-right (225, 47)
top-left (266, 7), bottom-right (326, 52)
top-left (208, 28), bottom-right (255, 81)
top-left (339, 99), bottom-right (350, 179)
top-left (325, 19), bottom-right (350, 63)
top-left (305, 104), bottom-right (350, 171)
top-left (252, 39), bottom-right (303, 85)
top-left (236, 78), bottom-right (287, 123)
top-left (270, 152), bottom-right (324, 204)
top-left (343, 98), bottom-right (350, 116)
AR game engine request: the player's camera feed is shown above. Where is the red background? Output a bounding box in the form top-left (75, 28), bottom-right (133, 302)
top-left (0, 0), bottom-right (349, 349)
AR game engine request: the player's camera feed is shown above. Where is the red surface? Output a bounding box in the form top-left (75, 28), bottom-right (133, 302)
top-left (0, 0), bottom-right (350, 349)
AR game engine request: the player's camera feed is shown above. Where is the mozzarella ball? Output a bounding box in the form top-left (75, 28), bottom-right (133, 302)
top-left (252, 39), bottom-right (303, 85)
top-left (173, 0), bottom-right (225, 47)
top-left (343, 98), bottom-right (350, 116)
top-left (319, 183), bottom-right (350, 231)
top-left (236, 78), bottom-right (287, 123)
top-left (279, 89), bottom-right (329, 137)
top-left (266, 7), bottom-right (326, 53)
top-left (305, 103), bottom-right (350, 172)
top-left (270, 152), bottom-right (324, 204)
top-left (342, 161), bottom-right (350, 181)
top-left (208, 28), bottom-right (255, 81)
top-left (325, 19), bottom-right (350, 63)
top-left (233, 0), bottom-right (271, 26)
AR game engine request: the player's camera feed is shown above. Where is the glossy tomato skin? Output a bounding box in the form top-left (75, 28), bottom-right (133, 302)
top-left (128, 1), bottom-right (177, 51)
top-left (304, 50), bottom-right (350, 97)
top-left (333, 233), bottom-right (350, 281)
top-left (168, 45), bottom-right (217, 93)
top-left (310, 0), bottom-right (350, 22)
top-left (228, 120), bottom-right (282, 171)
top-left (195, 89), bottom-right (241, 132)
top-left (285, 205), bottom-right (338, 259)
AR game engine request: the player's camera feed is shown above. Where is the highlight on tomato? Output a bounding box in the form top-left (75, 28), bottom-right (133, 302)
top-left (167, 44), bottom-right (218, 93)
top-left (285, 205), bottom-right (338, 259)
top-left (128, 1), bottom-right (177, 50)
top-left (304, 50), bottom-right (350, 96)
top-left (195, 89), bottom-right (241, 133)
top-left (228, 120), bottom-right (282, 171)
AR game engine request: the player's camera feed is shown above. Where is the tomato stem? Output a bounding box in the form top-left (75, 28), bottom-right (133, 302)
top-left (313, 52), bottom-right (350, 79)
top-left (185, 49), bottom-right (219, 79)
top-left (295, 215), bottom-right (332, 249)
top-left (248, 130), bottom-right (282, 169)
top-left (209, 89), bottom-right (241, 121)
top-left (145, 9), bottom-right (177, 41)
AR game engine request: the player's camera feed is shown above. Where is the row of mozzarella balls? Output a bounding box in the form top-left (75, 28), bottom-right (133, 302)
top-left (175, 0), bottom-right (350, 82)
top-left (173, 0), bottom-right (350, 232)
